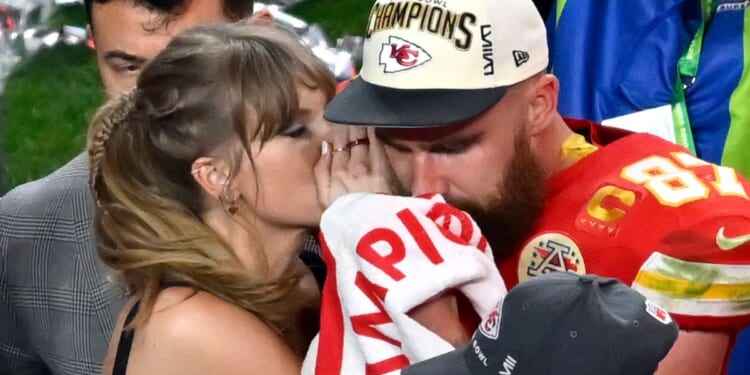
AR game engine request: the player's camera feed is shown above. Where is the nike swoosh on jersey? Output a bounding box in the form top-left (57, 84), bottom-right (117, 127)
top-left (716, 226), bottom-right (750, 251)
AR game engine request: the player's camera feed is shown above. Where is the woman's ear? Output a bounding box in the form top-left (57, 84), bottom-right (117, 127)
top-left (191, 157), bottom-right (231, 201)
top-left (527, 73), bottom-right (560, 136)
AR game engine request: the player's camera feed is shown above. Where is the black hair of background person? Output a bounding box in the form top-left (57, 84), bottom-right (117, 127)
top-left (533, 0), bottom-right (553, 20)
top-left (83, 0), bottom-right (251, 27)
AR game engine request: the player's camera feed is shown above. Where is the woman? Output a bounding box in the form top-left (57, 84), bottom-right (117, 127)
top-left (88, 22), bottom-right (337, 374)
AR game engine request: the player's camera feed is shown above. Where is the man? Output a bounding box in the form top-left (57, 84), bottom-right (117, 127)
top-left (0, 1), bottom-right (252, 374)
top-left (324, 0), bottom-right (750, 373)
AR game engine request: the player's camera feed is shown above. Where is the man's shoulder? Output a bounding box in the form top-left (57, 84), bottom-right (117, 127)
top-left (571, 134), bottom-right (750, 226)
top-left (548, 132), bottom-right (750, 254)
top-left (1, 153), bottom-right (91, 215)
top-left (0, 152), bottom-right (94, 240)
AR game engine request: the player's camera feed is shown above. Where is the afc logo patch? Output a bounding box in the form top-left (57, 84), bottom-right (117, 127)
top-left (379, 36), bottom-right (432, 73)
top-left (517, 232), bottom-right (586, 283)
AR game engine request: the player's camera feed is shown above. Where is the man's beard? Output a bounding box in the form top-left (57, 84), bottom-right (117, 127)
top-left (450, 135), bottom-right (547, 260)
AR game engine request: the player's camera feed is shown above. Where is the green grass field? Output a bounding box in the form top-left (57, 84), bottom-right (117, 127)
top-left (0, 1), bottom-right (369, 192)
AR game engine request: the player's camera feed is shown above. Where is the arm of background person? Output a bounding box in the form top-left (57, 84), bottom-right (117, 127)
top-left (0, 194), bottom-right (41, 374)
top-left (655, 330), bottom-right (728, 375)
top-left (0, 154), bottom-right (127, 375)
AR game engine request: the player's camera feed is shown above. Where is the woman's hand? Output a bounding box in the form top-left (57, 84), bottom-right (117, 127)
top-left (314, 125), bottom-right (399, 208)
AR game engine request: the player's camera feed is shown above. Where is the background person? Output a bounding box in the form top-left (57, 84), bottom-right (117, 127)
top-left (0, 1), bottom-right (253, 373)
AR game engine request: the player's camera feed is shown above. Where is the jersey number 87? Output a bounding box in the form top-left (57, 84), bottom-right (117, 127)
top-left (621, 152), bottom-right (748, 207)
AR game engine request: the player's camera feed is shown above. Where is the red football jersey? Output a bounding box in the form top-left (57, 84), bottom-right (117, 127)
top-left (497, 132), bottom-right (750, 332)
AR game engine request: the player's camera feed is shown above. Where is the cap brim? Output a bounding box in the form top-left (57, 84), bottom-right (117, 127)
top-left (399, 346), bottom-right (473, 375)
top-left (325, 77), bottom-right (508, 128)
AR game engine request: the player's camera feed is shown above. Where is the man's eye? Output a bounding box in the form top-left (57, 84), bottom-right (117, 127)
top-left (281, 126), bottom-right (308, 138)
top-left (112, 63), bottom-right (141, 74)
top-left (432, 143), bottom-right (468, 154)
top-left (384, 143), bottom-right (411, 154)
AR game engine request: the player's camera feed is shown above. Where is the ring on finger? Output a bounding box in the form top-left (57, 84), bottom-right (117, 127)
top-left (346, 138), bottom-right (370, 149)
top-left (332, 146), bottom-right (349, 153)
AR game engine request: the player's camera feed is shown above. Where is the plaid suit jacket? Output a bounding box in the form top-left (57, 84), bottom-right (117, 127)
top-left (0, 153), bottom-right (128, 375)
top-left (0, 153), bottom-right (325, 375)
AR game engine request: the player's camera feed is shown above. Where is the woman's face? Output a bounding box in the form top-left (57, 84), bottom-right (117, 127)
top-left (234, 85), bottom-right (331, 228)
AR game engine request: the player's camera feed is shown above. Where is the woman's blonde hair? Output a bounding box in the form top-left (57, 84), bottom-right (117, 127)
top-left (87, 22), bottom-right (335, 338)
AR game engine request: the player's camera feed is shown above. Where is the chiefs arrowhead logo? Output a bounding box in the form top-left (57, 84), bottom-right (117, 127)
top-left (478, 300), bottom-right (503, 340)
top-left (379, 36), bottom-right (431, 73)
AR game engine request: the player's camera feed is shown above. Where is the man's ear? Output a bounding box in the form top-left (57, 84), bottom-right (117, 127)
top-left (246, 8), bottom-right (274, 26)
top-left (191, 157), bottom-right (231, 201)
top-left (86, 24), bottom-right (96, 49)
top-left (527, 73), bottom-right (560, 136)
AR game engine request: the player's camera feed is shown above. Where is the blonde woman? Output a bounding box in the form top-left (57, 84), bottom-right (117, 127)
top-left (88, 23), bottom-right (337, 374)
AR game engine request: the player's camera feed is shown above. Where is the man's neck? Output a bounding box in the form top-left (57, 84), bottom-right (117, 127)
top-left (532, 115), bottom-right (577, 179)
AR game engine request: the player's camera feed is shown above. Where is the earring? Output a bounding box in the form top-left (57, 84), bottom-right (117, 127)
top-left (223, 194), bottom-right (239, 215)
top-left (220, 176), bottom-right (238, 215)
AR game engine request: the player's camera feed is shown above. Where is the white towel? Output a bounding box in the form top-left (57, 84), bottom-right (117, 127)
top-left (302, 193), bottom-right (506, 375)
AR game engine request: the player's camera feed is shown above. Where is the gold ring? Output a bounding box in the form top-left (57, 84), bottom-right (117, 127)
top-left (346, 138), bottom-right (370, 149)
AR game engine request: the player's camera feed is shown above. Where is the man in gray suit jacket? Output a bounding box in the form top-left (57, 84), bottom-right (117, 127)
top-left (0, 1), bottom-right (253, 373)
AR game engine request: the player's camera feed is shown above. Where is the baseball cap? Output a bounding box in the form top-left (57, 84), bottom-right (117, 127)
top-left (401, 272), bottom-right (679, 375)
top-left (324, 0), bottom-right (549, 127)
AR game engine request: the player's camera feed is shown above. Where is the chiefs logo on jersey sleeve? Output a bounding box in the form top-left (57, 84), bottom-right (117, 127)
top-left (379, 36), bottom-right (432, 73)
top-left (517, 232), bottom-right (587, 283)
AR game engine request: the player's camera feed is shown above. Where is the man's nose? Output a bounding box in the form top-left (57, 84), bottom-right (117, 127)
top-left (411, 153), bottom-right (447, 196)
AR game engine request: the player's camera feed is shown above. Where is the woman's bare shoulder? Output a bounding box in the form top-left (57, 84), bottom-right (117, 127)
top-left (123, 288), bottom-right (301, 375)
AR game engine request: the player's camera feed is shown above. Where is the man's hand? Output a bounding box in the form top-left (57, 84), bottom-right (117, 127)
top-left (408, 291), bottom-right (472, 348)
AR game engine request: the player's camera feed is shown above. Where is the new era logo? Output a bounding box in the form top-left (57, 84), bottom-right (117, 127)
top-left (379, 36), bottom-right (432, 73)
top-left (512, 50), bottom-right (529, 67)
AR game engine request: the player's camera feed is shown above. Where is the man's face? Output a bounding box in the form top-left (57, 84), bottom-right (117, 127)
top-left (90, 0), bottom-right (230, 97)
top-left (376, 86), bottom-right (547, 258)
